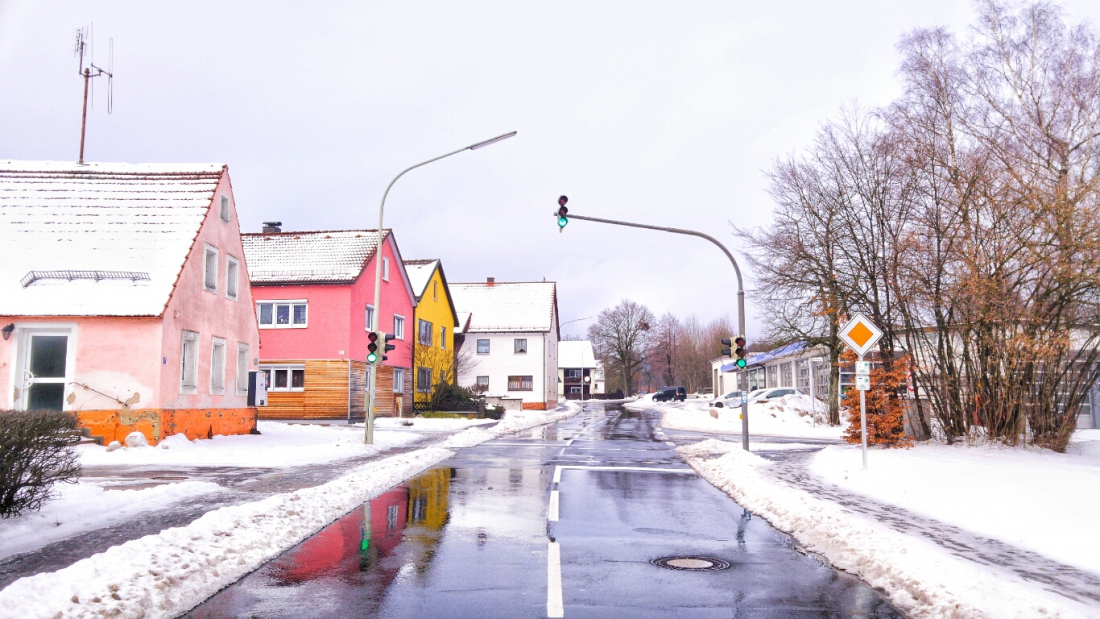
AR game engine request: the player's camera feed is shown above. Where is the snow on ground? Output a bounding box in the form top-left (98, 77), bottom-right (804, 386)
top-left (628, 392), bottom-right (846, 439)
top-left (77, 420), bottom-right (428, 468)
top-left (0, 402), bottom-right (582, 619)
top-left (0, 481), bottom-right (223, 559)
top-left (679, 436), bottom-right (1100, 619)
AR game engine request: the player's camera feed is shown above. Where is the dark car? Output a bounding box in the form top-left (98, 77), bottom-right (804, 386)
top-left (653, 386), bottom-right (687, 402)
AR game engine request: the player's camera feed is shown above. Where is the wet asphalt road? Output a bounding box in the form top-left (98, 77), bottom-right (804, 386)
top-left (187, 405), bottom-right (903, 618)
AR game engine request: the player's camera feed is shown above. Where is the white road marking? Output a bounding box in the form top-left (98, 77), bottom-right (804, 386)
top-left (665, 441), bottom-right (676, 447)
top-left (547, 541), bottom-right (564, 617)
top-left (548, 490), bottom-right (560, 522)
top-left (556, 465), bottom-right (693, 474)
top-left (553, 465), bottom-right (562, 484)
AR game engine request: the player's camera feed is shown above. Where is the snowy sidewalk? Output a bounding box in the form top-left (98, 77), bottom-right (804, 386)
top-left (762, 449), bottom-right (1100, 610)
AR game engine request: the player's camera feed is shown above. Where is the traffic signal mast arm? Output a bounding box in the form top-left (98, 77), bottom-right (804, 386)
top-left (553, 199), bottom-right (752, 451)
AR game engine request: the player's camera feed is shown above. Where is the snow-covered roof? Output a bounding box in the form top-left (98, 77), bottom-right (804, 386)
top-left (450, 281), bottom-right (557, 333)
top-left (559, 340), bottom-right (596, 368)
top-left (403, 259), bottom-right (438, 299)
top-left (455, 312), bottom-right (472, 334)
top-left (242, 230), bottom-right (387, 283)
top-left (722, 340), bottom-right (810, 372)
top-left (0, 160), bottom-right (225, 317)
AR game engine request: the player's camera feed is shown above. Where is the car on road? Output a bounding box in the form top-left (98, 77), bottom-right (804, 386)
top-left (652, 386), bottom-right (687, 402)
top-left (709, 390), bottom-right (745, 408)
top-left (747, 387), bottom-right (801, 404)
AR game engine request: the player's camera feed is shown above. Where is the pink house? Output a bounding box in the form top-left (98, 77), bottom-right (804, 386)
top-left (0, 161), bottom-right (261, 444)
top-left (241, 227), bottom-right (416, 419)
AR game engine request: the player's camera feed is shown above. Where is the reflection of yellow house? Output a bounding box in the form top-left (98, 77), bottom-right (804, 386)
top-left (403, 259), bottom-right (459, 403)
top-left (407, 467), bottom-right (452, 530)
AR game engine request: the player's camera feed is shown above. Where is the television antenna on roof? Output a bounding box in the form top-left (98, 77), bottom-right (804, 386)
top-left (74, 25), bottom-right (114, 165)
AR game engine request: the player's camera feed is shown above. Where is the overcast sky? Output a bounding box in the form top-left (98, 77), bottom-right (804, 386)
top-left (3, 1), bottom-right (1100, 341)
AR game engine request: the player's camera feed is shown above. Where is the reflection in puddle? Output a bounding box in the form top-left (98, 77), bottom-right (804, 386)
top-left (187, 467), bottom-right (454, 618)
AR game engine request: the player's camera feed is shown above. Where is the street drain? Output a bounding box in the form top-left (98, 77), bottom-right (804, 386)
top-left (651, 556), bottom-right (730, 571)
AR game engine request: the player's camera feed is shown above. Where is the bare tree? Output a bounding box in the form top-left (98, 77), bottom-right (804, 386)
top-left (588, 299), bottom-right (655, 395)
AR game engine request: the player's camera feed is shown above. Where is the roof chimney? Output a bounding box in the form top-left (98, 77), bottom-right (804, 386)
top-left (262, 221), bottom-right (282, 234)
top-left (486, 277), bottom-right (495, 286)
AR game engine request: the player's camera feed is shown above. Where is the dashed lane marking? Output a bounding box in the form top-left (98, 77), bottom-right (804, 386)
top-left (549, 490), bottom-right (560, 522)
top-left (548, 541), bottom-right (564, 618)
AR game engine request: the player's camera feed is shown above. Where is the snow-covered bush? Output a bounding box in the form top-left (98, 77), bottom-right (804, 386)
top-left (0, 409), bottom-right (81, 518)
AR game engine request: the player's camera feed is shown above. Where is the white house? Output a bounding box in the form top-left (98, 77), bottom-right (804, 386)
top-left (558, 340), bottom-right (604, 400)
top-left (451, 279), bottom-right (559, 410)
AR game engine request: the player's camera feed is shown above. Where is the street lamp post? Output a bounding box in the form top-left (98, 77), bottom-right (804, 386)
top-left (555, 209), bottom-right (752, 451)
top-left (364, 131), bottom-right (516, 444)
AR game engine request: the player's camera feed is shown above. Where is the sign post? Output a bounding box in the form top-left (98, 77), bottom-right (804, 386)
top-left (838, 313), bottom-right (883, 470)
top-left (809, 356), bottom-right (823, 428)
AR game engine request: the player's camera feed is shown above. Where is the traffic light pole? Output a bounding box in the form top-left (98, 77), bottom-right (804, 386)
top-left (560, 212), bottom-right (752, 451)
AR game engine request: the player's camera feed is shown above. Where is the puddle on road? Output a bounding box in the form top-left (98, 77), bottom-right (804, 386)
top-left (187, 467), bottom-right (457, 618)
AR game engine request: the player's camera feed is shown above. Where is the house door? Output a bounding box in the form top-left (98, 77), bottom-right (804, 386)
top-left (19, 332), bottom-right (70, 411)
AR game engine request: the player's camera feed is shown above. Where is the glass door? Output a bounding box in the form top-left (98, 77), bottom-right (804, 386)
top-left (21, 333), bottom-right (69, 411)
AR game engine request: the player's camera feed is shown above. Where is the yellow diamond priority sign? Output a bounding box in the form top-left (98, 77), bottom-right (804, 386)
top-left (839, 312), bottom-right (883, 357)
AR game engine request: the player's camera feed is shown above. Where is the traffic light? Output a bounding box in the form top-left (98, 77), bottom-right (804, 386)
top-left (382, 332), bottom-right (396, 361)
top-left (734, 336), bottom-right (747, 369)
top-left (556, 195), bottom-right (569, 230)
top-left (721, 337), bottom-right (733, 357)
top-left (367, 331), bottom-right (380, 364)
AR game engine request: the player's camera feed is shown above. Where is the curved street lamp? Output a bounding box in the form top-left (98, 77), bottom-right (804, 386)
top-left (365, 131), bottom-right (517, 444)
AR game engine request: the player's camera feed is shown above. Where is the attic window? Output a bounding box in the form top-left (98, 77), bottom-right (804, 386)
top-left (220, 195), bottom-right (230, 222)
top-left (21, 270), bottom-right (150, 287)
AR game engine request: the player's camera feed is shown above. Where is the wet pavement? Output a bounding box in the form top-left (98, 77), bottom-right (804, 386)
top-left (0, 435), bottom-right (440, 589)
top-left (187, 405), bottom-right (903, 618)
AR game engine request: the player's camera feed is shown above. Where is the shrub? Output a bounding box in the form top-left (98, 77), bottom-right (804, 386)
top-left (429, 382), bottom-right (476, 412)
top-left (840, 352), bottom-right (912, 448)
top-left (0, 409), bottom-right (82, 518)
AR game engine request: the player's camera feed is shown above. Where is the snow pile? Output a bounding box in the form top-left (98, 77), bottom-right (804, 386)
top-left (0, 447), bottom-right (454, 619)
top-left (0, 481), bottom-right (223, 559)
top-left (373, 417), bottom-right (495, 432)
top-left (0, 401), bottom-right (585, 618)
top-left (635, 394), bottom-right (845, 439)
top-left (679, 439), bottom-right (1095, 619)
top-left (78, 421), bottom-right (423, 468)
top-left (810, 440), bottom-right (1100, 574)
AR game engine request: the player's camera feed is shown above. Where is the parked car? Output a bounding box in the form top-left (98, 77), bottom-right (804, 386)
top-left (652, 386), bottom-right (687, 402)
top-left (747, 387), bottom-right (801, 404)
top-left (709, 390), bottom-right (744, 408)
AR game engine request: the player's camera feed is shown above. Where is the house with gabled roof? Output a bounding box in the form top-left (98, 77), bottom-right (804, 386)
top-left (450, 278), bottom-right (559, 409)
top-left (0, 160), bottom-right (260, 445)
top-left (241, 227), bottom-right (416, 419)
top-left (403, 259), bottom-right (460, 406)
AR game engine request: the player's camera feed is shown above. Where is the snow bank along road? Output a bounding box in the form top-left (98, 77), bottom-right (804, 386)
top-left (680, 439), bottom-right (1099, 619)
top-left (0, 405), bottom-right (582, 619)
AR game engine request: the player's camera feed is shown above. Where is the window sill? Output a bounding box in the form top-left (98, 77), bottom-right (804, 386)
top-left (179, 386), bottom-right (198, 395)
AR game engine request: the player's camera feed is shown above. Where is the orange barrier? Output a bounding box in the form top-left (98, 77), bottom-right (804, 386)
top-left (77, 408), bottom-right (257, 446)
top-left (522, 402), bottom-right (548, 410)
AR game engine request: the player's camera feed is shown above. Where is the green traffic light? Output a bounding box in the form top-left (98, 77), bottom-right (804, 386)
top-left (736, 358), bottom-right (747, 368)
top-left (367, 352), bottom-right (378, 364)
top-left (557, 216), bottom-right (568, 229)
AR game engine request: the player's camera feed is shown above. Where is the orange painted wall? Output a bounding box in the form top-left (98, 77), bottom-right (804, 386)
top-left (77, 407), bottom-right (257, 446)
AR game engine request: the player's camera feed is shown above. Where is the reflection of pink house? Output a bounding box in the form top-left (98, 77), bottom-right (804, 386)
top-left (0, 161), bottom-right (260, 445)
top-left (241, 228), bottom-right (416, 419)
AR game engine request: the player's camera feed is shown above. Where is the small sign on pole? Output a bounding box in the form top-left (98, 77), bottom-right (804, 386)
top-left (839, 313), bottom-right (883, 471)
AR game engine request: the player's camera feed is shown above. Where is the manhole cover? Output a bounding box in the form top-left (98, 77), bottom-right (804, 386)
top-left (651, 556), bottom-right (730, 571)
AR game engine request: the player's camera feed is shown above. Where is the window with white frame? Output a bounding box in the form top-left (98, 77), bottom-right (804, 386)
top-left (365, 305), bottom-right (375, 330)
top-left (180, 330), bottom-right (199, 392)
top-left (440, 326), bottom-right (446, 349)
top-left (514, 338), bottom-right (528, 354)
top-left (476, 375), bottom-right (489, 392)
top-left (261, 364), bottom-right (305, 391)
top-left (393, 368), bottom-right (405, 393)
top-left (210, 337), bottom-right (226, 393)
top-left (236, 343), bottom-right (250, 393)
top-left (508, 375), bottom-right (534, 391)
top-left (439, 368), bottom-right (446, 384)
top-left (204, 245), bottom-right (218, 292)
top-left (226, 256), bottom-right (239, 300)
top-left (477, 339), bottom-right (489, 354)
top-left (417, 367), bottom-right (432, 393)
top-left (382, 257), bottom-right (390, 281)
top-left (220, 195), bottom-right (230, 222)
top-left (565, 368), bottom-right (582, 380)
top-left (257, 300), bottom-right (308, 328)
top-left (418, 319), bottom-right (433, 346)
top-left (393, 314), bottom-right (405, 339)
top-left (569, 386), bottom-right (582, 395)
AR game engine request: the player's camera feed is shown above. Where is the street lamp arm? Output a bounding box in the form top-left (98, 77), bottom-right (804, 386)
top-left (565, 213), bottom-right (744, 291)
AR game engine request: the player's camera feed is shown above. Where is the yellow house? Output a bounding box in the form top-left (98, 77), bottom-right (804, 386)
top-left (403, 259), bottom-right (459, 403)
